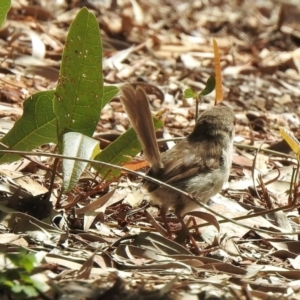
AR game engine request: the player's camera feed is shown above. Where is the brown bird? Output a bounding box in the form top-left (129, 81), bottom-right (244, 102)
top-left (120, 85), bottom-right (235, 251)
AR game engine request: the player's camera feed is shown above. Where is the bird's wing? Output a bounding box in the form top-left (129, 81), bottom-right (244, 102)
top-left (159, 140), bottom-right (222, 184)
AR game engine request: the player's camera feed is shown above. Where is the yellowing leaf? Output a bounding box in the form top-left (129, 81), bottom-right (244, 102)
top-left (280, 127), bottom-right (300, 158)
top-left (213, 39), bottom-right (223, 104)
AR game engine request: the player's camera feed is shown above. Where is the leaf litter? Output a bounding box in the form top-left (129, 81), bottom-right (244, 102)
top-left (1, 0), bottom-right (300, 299)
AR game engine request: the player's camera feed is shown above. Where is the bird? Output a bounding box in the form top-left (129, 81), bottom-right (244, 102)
top-left (120, 85), bottom-right (235, 252)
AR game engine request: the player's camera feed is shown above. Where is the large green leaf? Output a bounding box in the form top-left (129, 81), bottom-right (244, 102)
top-left (0, 86), bottom-right (119, 163)
top-left (0, 0), bottom-right (10, 28)
top-left (54, 7), bottom-right (103, 140)
top-left (95, 118), bottom-right (163, 180)
top-left (0, 91), bottom-right (57, 163)
top-left (62, 132), bottom-right (100, 192)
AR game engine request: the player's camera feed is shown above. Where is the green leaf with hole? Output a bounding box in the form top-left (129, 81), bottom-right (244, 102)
top-left (0, 0), bottom-right (10, 28)
top-left (62, 132), bottom-right (100, 192)
top-left (0, 91), bottom-right (57, 163)
top-left (54, 7), bottom-right (103, 141)
top-left (95, 117), bottom-right (163, 180)
top-left (199, 75), bottom-right (215, 96)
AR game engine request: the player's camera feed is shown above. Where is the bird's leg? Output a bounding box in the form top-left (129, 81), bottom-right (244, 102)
top-left (175, 213), bottom-right (200, 255)
top-left (185, 216), bottom-right (201, 237)
top-left (160, 208), bottom-right (173, 239)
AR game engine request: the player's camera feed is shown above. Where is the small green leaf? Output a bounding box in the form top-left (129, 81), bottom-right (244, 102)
top-left (11, 284), bottom-right (23, 293)
top-left (21, 285), bottom-right (39, 297)
top-left (0, 0), bottom-right (10, 28)
top-left (62, 132), bottom-right (100, 192)
top-left (30, 275), bottom-right (49, 293)
top-left (0, 274), bottom-right (14, 288)
top-left (199, 75), bottom-right (215, 96)
top-left (54, 7), bottom-right (103, 140)
top-left (103, 85), bottom-right (119, 106)
top-left (95, 117), bottom-right (163, 180)
top-left (7, 250), bottom-right (36, 273)
top-left (0, 91), bottom-right (57, 163)
top-left (184, 88), bottom-right (196, 99)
